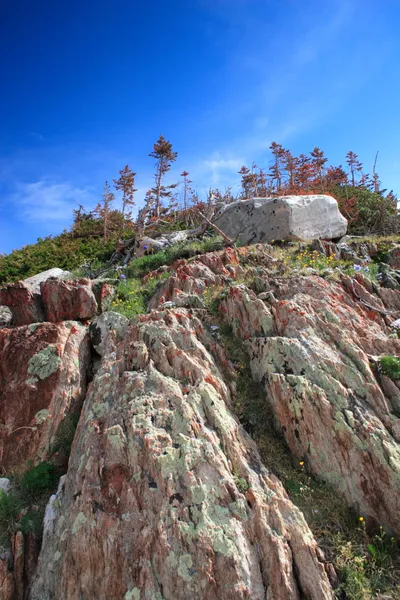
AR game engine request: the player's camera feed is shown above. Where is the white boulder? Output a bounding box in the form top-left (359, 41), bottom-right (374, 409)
top-left (213, 195), bottom-right (347, 245)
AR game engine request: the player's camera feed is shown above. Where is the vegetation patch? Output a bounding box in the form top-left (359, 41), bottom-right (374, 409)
top-left (380, 355), bottom-right (400, 380)
top-left (126, 235), bottom-right (224, 279)
top-left (0, 461), bottom-right (60, 546)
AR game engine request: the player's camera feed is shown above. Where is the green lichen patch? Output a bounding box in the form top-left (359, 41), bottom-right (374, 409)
top-left (27, 345), bottom-right (61, 380)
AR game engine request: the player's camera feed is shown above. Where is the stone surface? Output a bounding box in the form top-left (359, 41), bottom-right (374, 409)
top-left (0, 281), bottom-right (44, 326)
top-left (144, 248), bottom-right (400, 535)
top-left (213, 195), bottom-right (347, 245)
top-left (0, 305), bottom-right (12, 327)
top-left (89, 311), bottom-right (129, 356)
top-left (24, 268), bottom-right (72, 292)
top-left (92, 280), bottom-right (117, 312)
top-left (387, 246), bottom-right (400, 269)
top-left (0, 321), bottom-right (91, 472)
top-left (41, 277), bottom-right (98, 322)
top-left (0, 477), bottom-right (11, 493)
top-left (135, 235), bottom-right (171, 258)
top-left (31, 310), bottom-right (334, 600)
top-left (223, 275), bottom-right (400, 535)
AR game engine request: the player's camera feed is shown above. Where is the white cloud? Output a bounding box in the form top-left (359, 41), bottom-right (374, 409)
top-left (202, 154), bottom-right (244, 186)
top-left (10, 179), bottom-right (98, 223)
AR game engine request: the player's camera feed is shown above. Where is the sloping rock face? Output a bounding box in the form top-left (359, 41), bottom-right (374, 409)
top-left (31, 310), bottom-right (334, 600)
top-left (223, 276), bottom-right (400, 535)
top-left (149, 249), bottom-right (400, 536)
top-left (0, 321), bottom-right (91, 472)
top-left (213, 195), bottom-right (347, 245)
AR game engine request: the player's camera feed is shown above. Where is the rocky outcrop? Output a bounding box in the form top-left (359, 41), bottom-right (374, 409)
top-left (0, 275), bottom-right (116, 326)
top-left (24, 268), bottom-right (72, 290)
top-left (223, 276), bottom-right (400, 535)
top-left (149, 249), bottom-right (400, 535)
top-left (0, 281), bottom-right (44, 326)
top-left (31, 309), bottom-right (334, 600)
top-left (387, 245), bottom-right (400, 269)
top-left (89, 311), bottom-right (129, 356)
top-left (0, 305), bottom-right (12, 328)
top-left (0, 269), bottom-right (73, 326)
top-left (40, 278), bottom-right (98, 322)
top-left (213, 195), bottom-right (347, 245)
top-left (0, 321), bottom-right (91, 472)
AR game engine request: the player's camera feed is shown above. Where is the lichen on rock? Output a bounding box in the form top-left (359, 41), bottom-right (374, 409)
top-left (27, 346), bottom-right (62, 380)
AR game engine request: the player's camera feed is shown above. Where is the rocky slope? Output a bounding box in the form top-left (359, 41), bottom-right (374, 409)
top-left (1, 241), bottom-right (400, 599)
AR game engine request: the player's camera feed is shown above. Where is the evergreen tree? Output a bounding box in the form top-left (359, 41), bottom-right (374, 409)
top-left (346, 151), bottom-right (363, 186)
top-left (148, 135), bottom-right (178, 219)
top-left (180, 170), bottom-right (193, 210)
top-left (94, 181), bottom-right (115, 242)
top-left (113, 165), bottom-right (137, 226)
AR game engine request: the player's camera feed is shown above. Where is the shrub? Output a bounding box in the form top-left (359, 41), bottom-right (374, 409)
top-left (126, 236), bottom-right (224, 279)
top-left (380, 356), bottom-right (400, 380)
top-left (0, 490), bottom-right (22, 535)
top-left (20, 462), bottom-right (58, 498)
top-left (334, 185), bottom-right (399, 235)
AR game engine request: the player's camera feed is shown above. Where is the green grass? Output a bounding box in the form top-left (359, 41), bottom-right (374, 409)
top-left (110, 272), bottom-right (171, 319)
top-left (0, 461), bottom-right (60, 543)
top-left (381, 356), bottom-right (400, 380)
top-left (126, 235), bottom-right (224, 279)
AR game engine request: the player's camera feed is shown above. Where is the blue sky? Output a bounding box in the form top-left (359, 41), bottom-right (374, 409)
top-left (1, 0), bottom-right (400, 254)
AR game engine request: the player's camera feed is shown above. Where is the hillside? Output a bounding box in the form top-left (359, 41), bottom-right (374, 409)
top-left (1, 193), bottom-right (400, 599)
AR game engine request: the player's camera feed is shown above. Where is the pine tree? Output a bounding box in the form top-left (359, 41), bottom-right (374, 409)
top-left (269, 142), bottom-right (285, 193)
top-left (310, 147), bottom-right (328, 190)
top-left (282, 150), bottom-right (299, 193)
top-left (148, 135), bottom-right (178, 219)
top-left (180, 170), bottom-right (193, 211)
top-left (346, 151), bottom-right (363, 187)
top-left (95, 181), bottom-right (115, 242)
top-left (238, 164), bottom-right (258, 199)
top-left (113, 165), bottom-right (137, 226)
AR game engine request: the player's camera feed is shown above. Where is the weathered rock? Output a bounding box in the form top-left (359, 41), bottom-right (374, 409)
top-left (24, 268), bottom-right (72, 291)
top-left (0, 305), bottom-right (12, 327)
top-left (387, 246), bottom-right (400, 269)
top-left (143, 248), bottom-right (400, 535)
top-left (0, 477), bottom-right (11, 493)
top-left (89, 311), bottom-right (129, 356)
top-left (213, 195), bottom-right (347, 245)
top-left (379, 263), bottom-right (400, 290)
top-left (31, 310), bottom-right (334, 600)
top-left (0, 321), bottom-right (91, 472)
top-left (0, 281), bottom-right (44, 326)
top-left (0, 556), bottom-right (14, 600)
top-left (41, 278), bottom-right (98, 322)
top-left (91, 280), bottom-right (117, 312)
top-left (223, 274), bottom-right (400, 535)
top-left (135, 236), bottom-right (171, 258)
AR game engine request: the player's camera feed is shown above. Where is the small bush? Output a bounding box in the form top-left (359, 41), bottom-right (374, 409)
top-left (0, 490), bottom-right (22, 535)
top-left (18, 509), bottom-right (44, 536)
top-left (381, 355), bottom-right (400, 380)
top-left (126, 236), bottom-right (224, 279)
top-left (21, 462), bottom-right (58, 498)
